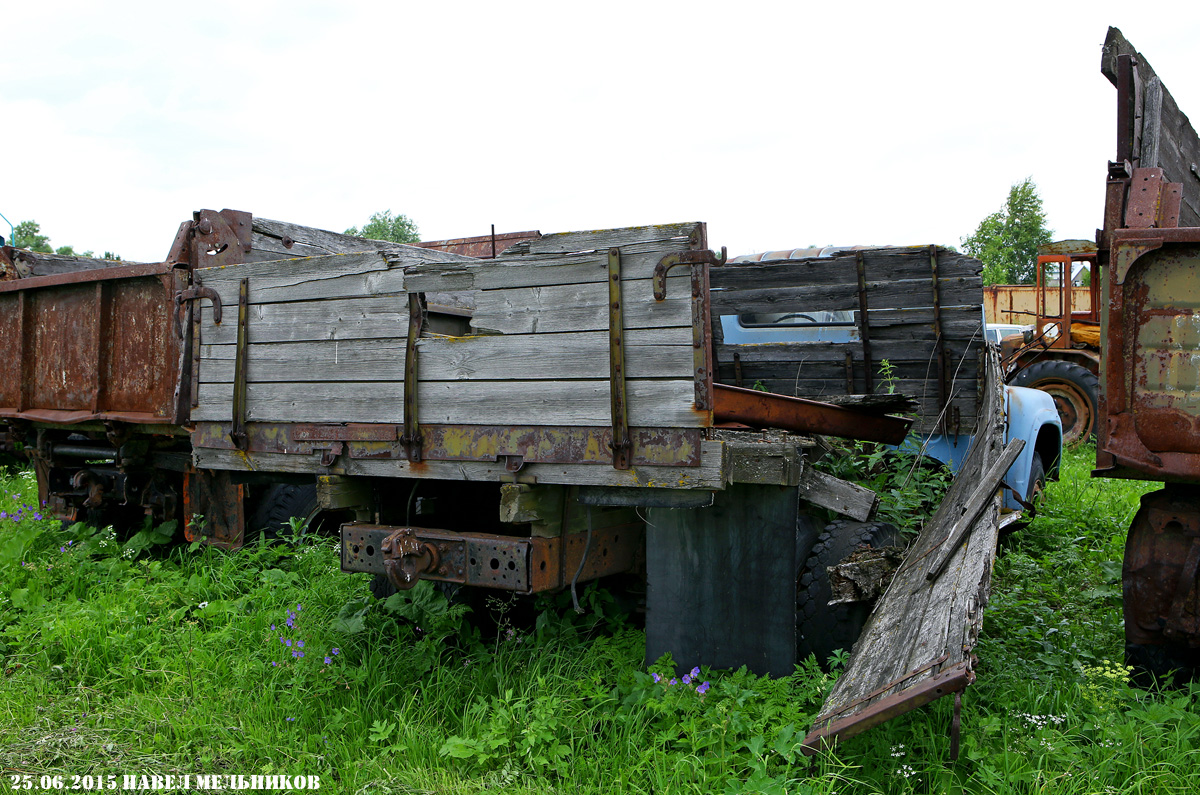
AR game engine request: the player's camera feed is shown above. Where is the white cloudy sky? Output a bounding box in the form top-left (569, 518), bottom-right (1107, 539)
top-left (2, 1), bottom-right (1198, 262)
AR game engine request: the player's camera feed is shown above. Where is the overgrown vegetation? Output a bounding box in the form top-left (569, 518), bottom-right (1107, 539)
top-left (2, 450), bottom-right (1198, 793)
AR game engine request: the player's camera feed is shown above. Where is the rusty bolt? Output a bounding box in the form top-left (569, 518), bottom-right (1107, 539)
top-left (282, 236), bottom-right (295, 249)
top-left (197, 218), bottom-right (213, 235)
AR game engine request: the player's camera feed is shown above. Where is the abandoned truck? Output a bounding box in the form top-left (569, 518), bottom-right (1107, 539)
top-left (0, 210), bottom-right (1062, 753)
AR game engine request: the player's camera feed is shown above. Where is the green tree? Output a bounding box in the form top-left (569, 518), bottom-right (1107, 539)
top-left (345, 210), bottom-right (420, 245)
top-left (7, 220), bottom-right (120, 259)
top-left (12, 221), bottom-right (53, 253)
top-left (961, 178), bottom-right (1053, 284)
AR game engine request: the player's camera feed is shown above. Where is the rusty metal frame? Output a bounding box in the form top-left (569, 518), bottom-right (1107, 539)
top-left (712, 384), bottom-right (913, 445)
top-left (608, 248), bottom-right (631, 470)
top-left (401, 292), bottom-right (426, 462)
top-left (855, 250), bottom-right (874, 393)
top-left (928, 245), bottom-right (952, 434)
top-left (341, 522), bottom-right (643, 594)
top-left (230, 278), bottom-right (250, 450)
top-left (803, 659), bottom-right (973, 754)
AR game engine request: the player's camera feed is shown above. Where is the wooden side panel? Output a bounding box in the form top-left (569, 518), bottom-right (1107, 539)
top-left (710, 247), bottom-right (984, 434)
top-left (193, 224), bottom-right (707, 431)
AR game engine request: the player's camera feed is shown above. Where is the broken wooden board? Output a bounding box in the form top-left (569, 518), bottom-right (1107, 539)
top-left (803, 348), bottom-right (1007, 753)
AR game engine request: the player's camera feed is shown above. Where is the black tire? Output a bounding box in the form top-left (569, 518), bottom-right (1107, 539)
top-left (796, 519), bottom-right (902, 669)
top-left (248, 483), bottom-right (319, 541)
top-left (1027, 453), bottom-right (1046, 505)
top-left (1012, 360), bottom-right (1099, 446)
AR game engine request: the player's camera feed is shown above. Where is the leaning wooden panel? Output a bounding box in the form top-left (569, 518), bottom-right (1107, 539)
top-left (803, 350), bottom-right (1007, 753)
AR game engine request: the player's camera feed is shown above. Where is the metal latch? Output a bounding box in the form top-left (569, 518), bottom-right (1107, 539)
top-left (174, 285), bottom-right (223, 338)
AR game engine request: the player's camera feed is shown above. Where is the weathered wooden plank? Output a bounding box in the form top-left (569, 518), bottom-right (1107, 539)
top-left (708, 276), bottom-right (983, 316)
top-left (248, 217), bottom-right (476, 264)
top-left (194, 378), bottom-right (706, 427)
top-left (710, 248), bottom-right (981, 291)
top-left (402, 248), bottom-right (694, 293)
top-left (471, 275), bottom-right (692, 334)
top-left (197, 251), bottom-right (404, 305)
top-left (200, 296), bottom-right (408, 345)
top-left (797, 467), bottom-right (879, 522)
top-left (200, 328), bottom-right (695, 383)
top-left (193, 439), bottom-right (731, 490)
top-left (501, 222), bottom-right (702, 256)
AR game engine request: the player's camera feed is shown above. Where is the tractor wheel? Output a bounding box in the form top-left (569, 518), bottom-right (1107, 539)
top-left (1012, 360), bottom-right (1099, 446)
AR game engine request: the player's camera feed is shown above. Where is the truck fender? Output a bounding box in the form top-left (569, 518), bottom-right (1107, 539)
top-left (1003, 385), bottom-right (1063, 511)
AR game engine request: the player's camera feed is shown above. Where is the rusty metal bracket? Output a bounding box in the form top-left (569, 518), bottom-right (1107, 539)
top-left (380, 527), bottom-right (442, 591)
top-left (856, 251), bottom-right (874, 393)
top-left (401, 292), bottom-right (426, 462)
top-left (928, 246), bottom-right (951, 434)
top-left (608, 248), bottom-right (632, 470)
top-left (314, 441), bottom-right (344, 468)
top-left (653, 246), bottom-right (727, 301)
top-left (174, 285), bottom-right (223, 338)
top-left (230, 278), bottom-right (250, 450)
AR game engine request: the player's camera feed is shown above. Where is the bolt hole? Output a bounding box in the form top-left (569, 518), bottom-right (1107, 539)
top-left (366, 545), bottom-right (375, 556)
top-left (352, 545), bottom-right (360, 554)
top-left (507, 560), bottom-right (516, 570)
top-left (470, 557), bottom-right (477, 566)
top-left (490, 558), bottom-right (500, 570)
top-left (540, 560), bottom-right (546, 570)
top-left (602, 547), bottom-right (609, 557)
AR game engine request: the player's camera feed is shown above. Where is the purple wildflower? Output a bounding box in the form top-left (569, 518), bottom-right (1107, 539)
top-left (682, 674), bottom-right (692, 685)
top-left (286, 717), bottom-right (295, 722)
top-left (652, 673), bottom-right (661, 683)
top-left (272, 662), bottom-right (278, 667)
top-left (286, 617), bottom-right (293, 628)
top-left (332, 648), bottom-right (340, 655)
top-left (697, 681), bottom-right (711, 695)
top-left (285, 639), bottom-right (292, 647)
top-left (296, 603), bottom-right (301, 611)
top-left (297, 640), bottom-right (305, 648)
top-left (669, 678), bottom-right (677, 686)
top-left (324, 656), bottom-right (332, 665)
top-left (60, 546), bottom-right (65, 553)
top-left (270, 624), bottom-right (276, 631)
top-left (34, 513), bottom-right (42, 520)
top-left (690, 666), bottom-right (701, 678)
top-left (298, 652), bottom-right (305, 658)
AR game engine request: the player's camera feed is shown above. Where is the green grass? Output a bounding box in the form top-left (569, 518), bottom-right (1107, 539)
top-left (2, 451), bottom-right (1199, 794)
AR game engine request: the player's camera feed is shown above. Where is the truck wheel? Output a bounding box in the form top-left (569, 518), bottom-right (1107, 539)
top-left (248, 484), bottom-right (319, 540)
top-left (1027, 453), bottom-right (1046, 506)
top-left (1012, 360), bottom-right (1099, 445)
top-left (796, 519), bottom-right (902, 669)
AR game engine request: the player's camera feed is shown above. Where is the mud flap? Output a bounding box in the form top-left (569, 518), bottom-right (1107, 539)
top-left (804, 349), bottom-right (1009, 754)
top-left (645, 482), bottom-right (799, 677)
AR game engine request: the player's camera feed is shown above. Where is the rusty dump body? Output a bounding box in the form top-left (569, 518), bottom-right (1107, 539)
top-left (1096, 30), bottom-right (1200, 483)
top-left (1094, 28), bottom-right (1200, 672)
